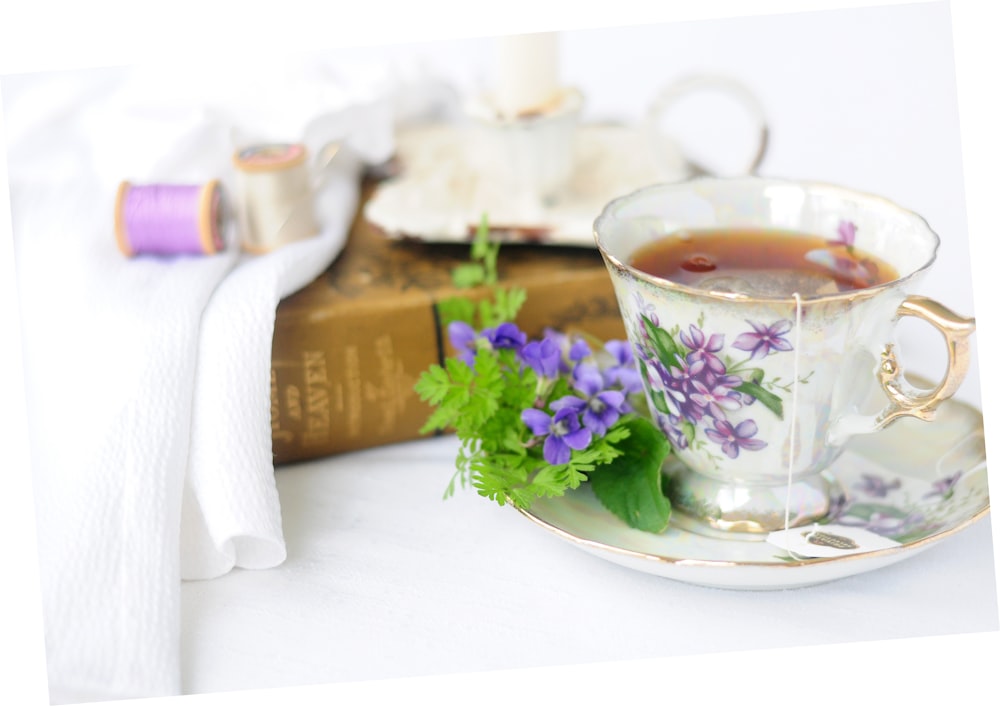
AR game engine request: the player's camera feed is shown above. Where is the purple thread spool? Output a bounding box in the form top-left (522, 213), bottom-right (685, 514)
top-left (115, 181), bottom-right (225, 257)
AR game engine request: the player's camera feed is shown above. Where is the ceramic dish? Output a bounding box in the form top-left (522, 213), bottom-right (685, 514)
top-left (516, 392), bottom-right (989, 590)
top-left (363, 122), bottom-right (686, 247)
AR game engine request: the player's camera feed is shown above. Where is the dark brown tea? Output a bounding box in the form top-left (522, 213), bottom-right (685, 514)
top-left (628, 227), bottom-right (899, 296)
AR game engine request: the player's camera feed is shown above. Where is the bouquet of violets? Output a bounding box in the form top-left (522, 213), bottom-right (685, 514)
top-left (415, 219), bottom-right (674, 533)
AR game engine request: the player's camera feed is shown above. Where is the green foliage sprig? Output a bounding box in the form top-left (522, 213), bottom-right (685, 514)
top-left (414, 215), bottom-right (673, 533)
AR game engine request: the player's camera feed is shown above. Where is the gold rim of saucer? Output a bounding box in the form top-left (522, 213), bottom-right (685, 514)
top-left (516, 500), bottom-right (988, 570)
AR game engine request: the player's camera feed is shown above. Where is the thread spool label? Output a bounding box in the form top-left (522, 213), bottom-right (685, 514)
top-left (234, 143), bottom-right (307, 172)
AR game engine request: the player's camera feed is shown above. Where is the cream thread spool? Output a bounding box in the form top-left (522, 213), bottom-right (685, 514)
top-left (233, 143), bottom-right (320, 253)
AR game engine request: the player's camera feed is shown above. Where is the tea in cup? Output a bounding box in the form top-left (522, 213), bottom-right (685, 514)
top-left (593, 177), bottom-right (976, 537)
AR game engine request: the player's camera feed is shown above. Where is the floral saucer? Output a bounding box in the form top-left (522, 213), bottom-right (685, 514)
top-left (516, 391), bottom-right (989, 590)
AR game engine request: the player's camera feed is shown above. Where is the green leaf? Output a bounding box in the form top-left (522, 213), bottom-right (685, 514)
top-left (471, 212), bottom-right (493, 259)
top-left (413, 365), bottom-right (451, 405)
top-left (588, 417), bottom-right (672, 533)
top-left (642, 315), bottom-right (681, 366)
top-left (492, 286), bottom-right (527, 324)
top-left (681, 419), bottom-right (697, 444)
top-left (734, 380), bottom-right (784, 419)
top-left (470, 212), bottom-right (501, 285)
top-left (414, 358), bottom-right (480, 434)
top-left (635, 358), bottom-right (671, 415)
top-left (436, 296), bottom-right (477, 327)
top-left (452, 263), bottom-right (486, 289)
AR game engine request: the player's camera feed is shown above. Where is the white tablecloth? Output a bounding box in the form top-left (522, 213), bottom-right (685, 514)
top-left (180, 437), bottom-right (997, 693)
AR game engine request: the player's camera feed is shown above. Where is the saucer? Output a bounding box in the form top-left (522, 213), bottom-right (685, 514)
top-left (516, 393), bottom-right (989, 590)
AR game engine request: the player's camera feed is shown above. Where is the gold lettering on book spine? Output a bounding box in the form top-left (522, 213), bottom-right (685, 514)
top-left (344, 345), bottom-right (363, 438)
top-left (302, 350), bottom-right (331, 446)
top-left (284, 385), bottom-right (303, 423)
top-left (270, 368), bottom-right (294, 444)
top-left (365, 334), bottom-right (416, 436)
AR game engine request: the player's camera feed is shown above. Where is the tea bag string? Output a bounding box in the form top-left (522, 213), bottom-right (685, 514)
top-left (783, 292), bottom-right (804, 537)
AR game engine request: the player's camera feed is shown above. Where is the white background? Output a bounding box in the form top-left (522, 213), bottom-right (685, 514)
top-left (2, 1), bottom-right (998, 704)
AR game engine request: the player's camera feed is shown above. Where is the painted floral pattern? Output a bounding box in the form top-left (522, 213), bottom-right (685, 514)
top-left (819, 467), bottom-right (985, 545)
top-left (629, 298), bottom-right (805, 465)
top-left (804, 219), bottom-right (881, 290)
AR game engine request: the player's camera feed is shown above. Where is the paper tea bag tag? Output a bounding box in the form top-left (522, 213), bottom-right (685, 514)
top-left (767, 524), bottom-right (901, 558)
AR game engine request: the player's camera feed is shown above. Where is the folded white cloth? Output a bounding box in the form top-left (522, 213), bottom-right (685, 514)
top-left (13, 175), bottom-right (240, 702)
top-left (4, 55), bottom-right (432, 702)
top-left (179, 169), bottom-right (361, 580)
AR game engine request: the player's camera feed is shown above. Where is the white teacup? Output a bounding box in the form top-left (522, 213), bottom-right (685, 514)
top-left (593, 177), bottom-right (976, 537)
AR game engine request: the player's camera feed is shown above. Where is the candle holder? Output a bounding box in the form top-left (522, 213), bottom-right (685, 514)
top-left (463, 86), bottom-right (584, 209)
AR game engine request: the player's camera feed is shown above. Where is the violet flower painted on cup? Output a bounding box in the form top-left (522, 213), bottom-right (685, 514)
top-left (806, 219), bottom-right (881, 289)
top-left (630, 303), bottom-right (802, 463)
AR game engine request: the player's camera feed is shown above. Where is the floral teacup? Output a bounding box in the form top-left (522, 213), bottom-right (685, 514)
top-left (593, 177), bottom-right (976, 537)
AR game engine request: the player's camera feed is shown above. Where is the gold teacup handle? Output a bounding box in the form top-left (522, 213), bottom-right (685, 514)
top-left (875, 295), bottom-right (976, 429)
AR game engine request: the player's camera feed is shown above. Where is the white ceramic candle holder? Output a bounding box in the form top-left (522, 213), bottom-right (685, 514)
top-left (464, 87), bottom-right (584, 209)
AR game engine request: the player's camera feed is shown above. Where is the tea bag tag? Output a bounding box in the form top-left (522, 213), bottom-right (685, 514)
top-left (767, 524), bottom-right (901, 558)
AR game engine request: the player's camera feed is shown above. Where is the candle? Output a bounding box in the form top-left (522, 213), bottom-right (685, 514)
top-left (495, 32), bottom-right (560, 118)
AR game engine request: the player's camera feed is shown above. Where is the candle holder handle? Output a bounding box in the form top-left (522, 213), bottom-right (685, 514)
top-left (644, 73), bottom-right (769, 179)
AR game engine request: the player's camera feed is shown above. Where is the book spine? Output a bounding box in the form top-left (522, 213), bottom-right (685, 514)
top-left (269, 272), bottom-right (626, 465)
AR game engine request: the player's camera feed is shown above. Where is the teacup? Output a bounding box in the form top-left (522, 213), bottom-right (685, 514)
top-left (593, 177), bottom-right (976, 537)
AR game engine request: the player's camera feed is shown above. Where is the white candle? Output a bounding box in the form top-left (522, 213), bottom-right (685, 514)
top-left (495, 32), bottom-right (560, 118)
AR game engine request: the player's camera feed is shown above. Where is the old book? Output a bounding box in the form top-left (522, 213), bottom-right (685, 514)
top-left (269, 188), bottom-right (627, 465)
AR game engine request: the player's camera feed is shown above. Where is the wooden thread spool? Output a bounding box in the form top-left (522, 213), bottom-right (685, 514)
top-left (114, 180), bottom-right (225, 257)
top-left (232, 143), bottom-right (320, 253)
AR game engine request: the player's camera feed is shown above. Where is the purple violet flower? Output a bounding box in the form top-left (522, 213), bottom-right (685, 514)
top-left (448, 321), bottom-right (479, 367)
top-left (484, 322), bottom-right (527, 351)
top-left (633, 292), bottom-right (659, 326)
top-left (660, 413), bottom-right (689, 451)
top-left (603, 340), bottom-right (644, 394)
top-left (924, 471), bottom-right (963, 499)
top-left (521, 406), bottom-right (593, 466)
top-left (542, 327), bottom-right (568, 348)
top-left (518, 337), bottom-right (562, 378)
top-left (704, 418), bottom-right (767, 458)
top-left (689, 379), bottom-right (743, 420)
top-left (855, 473), bottom-right (902, 498)
top-left (832, 220), bottom-right (857, 249)
top-left (644, 358), bottom-right (669, 394)
top-left (653, 360), bottom-right (705, 424)
top-left (540, 328), bottom-right (575, 374)
top-left (732, 319), bottom-right (794, 360)
top-left (667, 354), bottom-right (706, 393)
top-left (679, 325), bottom-right (727, 375)
top-left (552, 365), bottom-right (627, 436)
top-left (569, 338), bottom-right (591, 362)
top-left (604, 340), bottom-right (633, 365)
